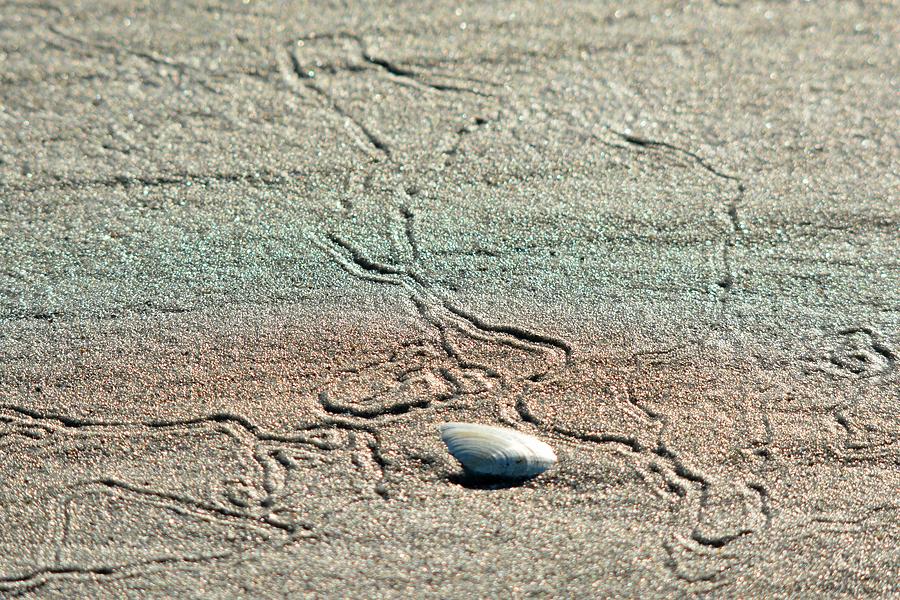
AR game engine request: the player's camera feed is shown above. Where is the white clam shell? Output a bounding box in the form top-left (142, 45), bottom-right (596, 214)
top-left (438, 422), bottom-right (557, 479)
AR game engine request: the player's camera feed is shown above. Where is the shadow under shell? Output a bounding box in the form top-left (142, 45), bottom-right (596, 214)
top-left (447, 470), bottom-right (543, 490)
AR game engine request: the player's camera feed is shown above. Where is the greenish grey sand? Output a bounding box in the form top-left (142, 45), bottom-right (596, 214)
top-left (1, 1), bottom-right (898, 597)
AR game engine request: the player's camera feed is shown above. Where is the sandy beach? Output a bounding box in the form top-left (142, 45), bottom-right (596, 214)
top-left (1, 1), bottom-right (898, 597)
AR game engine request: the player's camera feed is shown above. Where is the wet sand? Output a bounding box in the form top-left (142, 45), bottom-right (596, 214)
top-left (1, 1), bottom-right (898, 597)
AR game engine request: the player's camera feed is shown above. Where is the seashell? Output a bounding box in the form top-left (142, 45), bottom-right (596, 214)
top-left (438, 422), bottom-right (557, 479)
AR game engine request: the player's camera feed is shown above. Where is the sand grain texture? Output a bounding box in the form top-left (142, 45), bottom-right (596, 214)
top-left (1, 1), bottom-right (898, 597)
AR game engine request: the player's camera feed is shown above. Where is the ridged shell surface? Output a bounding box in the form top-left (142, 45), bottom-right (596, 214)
top-left (439, 423), bottom-right (557, 478)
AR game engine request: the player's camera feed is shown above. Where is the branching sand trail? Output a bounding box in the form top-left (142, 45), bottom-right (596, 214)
top-left (1, 1), bottom-right (897, 597)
